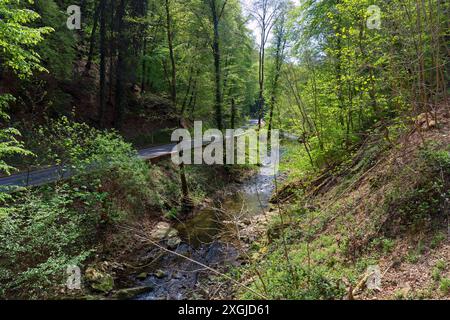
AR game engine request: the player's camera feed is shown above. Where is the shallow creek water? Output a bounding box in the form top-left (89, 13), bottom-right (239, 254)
top-left (135, 163), bottom-right (278, 300)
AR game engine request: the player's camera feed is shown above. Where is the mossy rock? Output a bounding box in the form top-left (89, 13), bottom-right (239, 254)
top-left (136, 272), bottom-right (148, 280)
top-left (167, 236), bottom-right (181, 248)
top-left (91, 274), bottom-right (114, 293)
top-left (85, 267), bottom-right (114, 294)
top-left (111, 285), bottom-right (154, 300)
top-left (154, 269), bottom-right (166, 279)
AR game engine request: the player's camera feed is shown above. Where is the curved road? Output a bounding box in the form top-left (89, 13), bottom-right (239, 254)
top-left (0, 143), bottom-right (179, 190)
top-left (0, 120), bottom-right (268, 190)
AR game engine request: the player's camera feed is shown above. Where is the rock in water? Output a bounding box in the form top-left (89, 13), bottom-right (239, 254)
top-left (150, 221), bottom-right (182, 249)
top-left (167, 235), bottom-right (181, 248)
top-left (136, 272), bottom-right (148, 280)
top-left (154, 269), bottom-right (166, 279)
top-left (112, 285), bottom-right (154, 300)
top-left (150, 222), bottom-right (178, 240)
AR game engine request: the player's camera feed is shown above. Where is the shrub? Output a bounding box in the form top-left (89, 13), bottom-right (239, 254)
top-left (382, 144), bottom-right (450, 235)
top-left (0, 185), bottom-right (98, 298)
top-left (0, 118), bottom-right (175, 298)
top-left (432, 260), bottom-right (447, 282)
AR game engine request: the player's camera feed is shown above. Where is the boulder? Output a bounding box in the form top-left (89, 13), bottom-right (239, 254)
top-left (150, 221), bottom-right (182, 249)
top-left (167, 236), bottom-right (181, 248)
top-left (150, 222), bottom-right (174, 240)
top-left (85, 267), bottom-right (114, 294)
top-left (416, 112), bottom-right (437, 130)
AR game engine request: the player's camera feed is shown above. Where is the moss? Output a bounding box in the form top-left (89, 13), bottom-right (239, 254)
top-left (91, 274), bottom-right (114, 294)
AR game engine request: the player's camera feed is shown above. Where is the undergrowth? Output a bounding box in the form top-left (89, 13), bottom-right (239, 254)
top-left (238, 131), bottom-right (449, 300)
top-left (0, 118), bottom-right (184, 298)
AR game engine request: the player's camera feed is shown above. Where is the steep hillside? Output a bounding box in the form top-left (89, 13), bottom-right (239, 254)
top-left (239, 108), bottom-right (450, 300)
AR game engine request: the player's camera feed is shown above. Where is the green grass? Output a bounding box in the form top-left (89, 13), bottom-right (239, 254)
top-left (439, 278), bottom-right (450, 295)
top-left (432, 259), bottom-right (447, 282)
top-left (430, 232), bottom-right (447, 249)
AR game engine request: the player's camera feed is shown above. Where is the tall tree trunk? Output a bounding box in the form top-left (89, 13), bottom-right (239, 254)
top-left (335, 34), bottom-right (345, 127)
top-left (165, 0), bottom-right (176, 105)
top-left (165, 0), bottom-right (190, 206)
top-left (188, 79), bottom-right (198, 121)
top-left (257, 27), bottom-right (266, 129)
top-left (108, 0), bottom-right (116, 103)
top-left (309, 59), bottom-right (324, 150)
top-left (114, 0), bottom-right (126, 129)
top-left (210, 0), bottom-right (223, 131)
top-left (141, 38), bottom-right (147, 93)
top-left (85, 3), bottom-right (100, 73)
top-left (254, 0), bottom-right (277, 130)
top-left (268, 21), bottom-right (286, 140)
top-left (181, 65), bottom-right (195, 115)
top-left (230, 98), bottom-right (236, 129)
top-left (98, 0), bottom-right (107, 127)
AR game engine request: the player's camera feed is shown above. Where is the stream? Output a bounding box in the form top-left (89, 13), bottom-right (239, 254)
top-left (134, 162), bottom-right (278, 300)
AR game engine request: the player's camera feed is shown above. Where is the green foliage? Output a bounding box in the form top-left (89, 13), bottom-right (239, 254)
top-left (240, 239), bottom-right (349, 300)
top-left (0, 185), bottom-right (97, 298)
top-left (26, 116), bottom-right (98, 166)
top-left (29, 117), bottom-right (177, 212)
top-left (420, 143), bottom-right (450, 175)
top-left (140, 0), bottom-right (256, 124)
top-left (34, 0), bottom-right (76, 78)
top-left (405, 240), bottom-right (425, 264)
top-left (381, 144), bottom-right (450, 234)
top-left (279, 141), bottom-right (316, 181)
top-left (431, 260), bottom-right (446, 282)
top-left (240, 207), bottom-right (354, 299)
top-left (430, 232), bottom-right (446, 249)
top-left (370, 237), bottom-right (395, 255)
top-left (0, 0), bottom-right (52, 201)
top-left (0, 96), bottom-right (32, 177)
top-left (271, 0), bottom-right (449, 169)
top-left (0, 0), bottom-right (53, 77)
top-left (0, 118), bottom-right (176, 298)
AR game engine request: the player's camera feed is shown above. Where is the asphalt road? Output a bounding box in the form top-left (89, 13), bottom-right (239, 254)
top-left (0, 142), bottom-right (203, 189)
top-left (0, 120), bottom-right (262, 190)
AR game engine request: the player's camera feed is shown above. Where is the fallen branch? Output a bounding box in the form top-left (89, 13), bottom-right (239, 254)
top-left (117, 225), bottom-right (268, 299)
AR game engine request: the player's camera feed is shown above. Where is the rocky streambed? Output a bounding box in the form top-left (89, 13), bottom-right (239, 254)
top-left (129, 163), bottom-right (281, 300)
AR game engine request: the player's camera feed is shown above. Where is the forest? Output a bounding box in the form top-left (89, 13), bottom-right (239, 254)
top-left (0, 0), bottom-right (449, 301)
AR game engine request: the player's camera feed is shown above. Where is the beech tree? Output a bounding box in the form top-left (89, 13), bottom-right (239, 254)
top-left (0, 0), bottom-right (52, 180)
